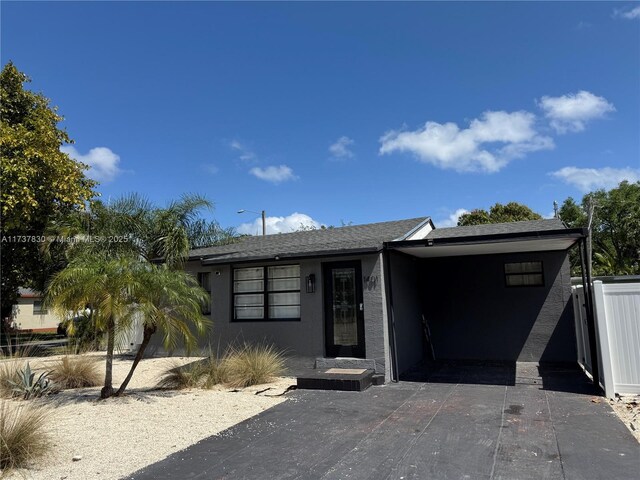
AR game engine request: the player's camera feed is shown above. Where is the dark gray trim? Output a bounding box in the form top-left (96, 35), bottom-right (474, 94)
top-left (386, 228), bottom-right (586, 250)
top-left (322, 260), bottom-right (366, 358)
top-left (200, 247), bottom-right (381, 266)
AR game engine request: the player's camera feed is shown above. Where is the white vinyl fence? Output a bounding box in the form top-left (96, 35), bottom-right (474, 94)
top-left (573, 281), bottom-right (640, 398)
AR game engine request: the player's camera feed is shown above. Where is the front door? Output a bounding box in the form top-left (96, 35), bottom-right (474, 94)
top-left (324, 261), bottom-right (365, 358)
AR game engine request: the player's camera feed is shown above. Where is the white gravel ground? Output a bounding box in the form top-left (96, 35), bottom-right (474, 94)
top-left (608, 395), bottom-right (640, 443)
top-left (4, 354), bottom-right (293, 480)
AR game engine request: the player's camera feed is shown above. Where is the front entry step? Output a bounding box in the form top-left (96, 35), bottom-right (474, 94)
top-left (297, 368), bottom-right (375, 392)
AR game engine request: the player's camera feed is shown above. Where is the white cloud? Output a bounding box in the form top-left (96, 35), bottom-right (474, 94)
top-left (237, 212), bottom-right (322, 235)
top-left (249, 165), bottom-right (298, 184)
top-left (204, 164), bottom-right (219, 174)
top-left (550, 166), bottom-right (640, 192)
top-left (230, 140), bottom-right (256, 162)
top-left (379, 110), bottom-right (553, 173)
top-left (329, 136), bottom-right (355, 159)
top-left (436, 208), bottom-right (469, 228)
top-left (538, 91), bottom-right (615, 134)
top-left (61, 146), bottom-right (122, 182)
top-left (613, 6), bottom-right (640, 20)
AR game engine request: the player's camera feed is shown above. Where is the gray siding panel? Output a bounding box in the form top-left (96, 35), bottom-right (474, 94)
top-left (422, 251), bottom-right (576, 363)
top-left (388, 252), bottom-right (425, 375)
top-left (185, 255), bottom-right (388, 375)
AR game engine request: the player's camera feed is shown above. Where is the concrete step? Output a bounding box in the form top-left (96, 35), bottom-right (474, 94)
top-left (297, 368), bottom-right (374, 392)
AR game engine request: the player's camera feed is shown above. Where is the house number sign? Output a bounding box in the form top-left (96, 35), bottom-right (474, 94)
top-left (364, 275), bottom-right (378, 291)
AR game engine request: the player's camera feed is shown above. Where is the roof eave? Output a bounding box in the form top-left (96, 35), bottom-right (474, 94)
top-left (200, 246), bottom-right (382, 265)
top-left (385, 227), bottom-right (587, 250)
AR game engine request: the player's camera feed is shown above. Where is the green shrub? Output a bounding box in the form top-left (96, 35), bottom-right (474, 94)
top-left (61, 314), bottom-right (105, 352)
top-left (50, 356), bottom-right (102, 389)
top-left (0, 400), bottom-right (50, 471)
top-left (224, 343), bottom-right (285, 388)
top-left (8, 363), bottom-right (55, 400)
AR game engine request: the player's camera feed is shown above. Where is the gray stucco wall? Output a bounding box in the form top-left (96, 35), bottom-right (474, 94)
top-left (184, 253), bottom-right (389, 375)
top-left (421, 251), bottom-right (576, 363)
top-left (388, 252), bottom-right (425, 375)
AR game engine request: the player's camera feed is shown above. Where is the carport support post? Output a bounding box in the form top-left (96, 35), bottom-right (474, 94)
top-left (383, 248), bottom-right (400, 382)
top-left (579, 238), bottom-right (600, 390)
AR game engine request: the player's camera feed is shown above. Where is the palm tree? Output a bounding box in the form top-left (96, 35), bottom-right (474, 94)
top-left (115, 264), bottom-right (210, 396)
top-left (46, 256), bottom-right (211, 398)
top-left (44, 193), bottom-right (236, 266)
top-left (44, 193), bottom-right (228, 398)
top-left (46, 254), bottom-right (143, 398)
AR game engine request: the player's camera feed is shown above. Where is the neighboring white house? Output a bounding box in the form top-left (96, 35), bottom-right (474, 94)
top-left (11, 288), bottom-right (61, 332)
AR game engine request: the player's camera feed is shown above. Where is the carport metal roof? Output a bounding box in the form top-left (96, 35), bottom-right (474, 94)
top-left (385, 226), bottom-right (586, 257)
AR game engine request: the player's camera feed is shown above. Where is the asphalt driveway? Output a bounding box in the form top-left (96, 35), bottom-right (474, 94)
top-left (128, 364), bottom-right (639, 480)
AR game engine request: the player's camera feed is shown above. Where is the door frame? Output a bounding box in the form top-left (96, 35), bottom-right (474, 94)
top-left (323, 260), bottom-right (366, 358)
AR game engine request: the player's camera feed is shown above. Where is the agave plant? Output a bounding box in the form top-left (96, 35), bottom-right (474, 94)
top-left (9, 363), bottom-right (56, 400)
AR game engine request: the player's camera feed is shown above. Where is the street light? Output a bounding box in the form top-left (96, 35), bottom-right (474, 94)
top-left (237, 209), bottom-right (266, 236)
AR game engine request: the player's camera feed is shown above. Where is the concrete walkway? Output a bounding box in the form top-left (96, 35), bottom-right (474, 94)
top-left (128, 365), bottom-right (639, 480)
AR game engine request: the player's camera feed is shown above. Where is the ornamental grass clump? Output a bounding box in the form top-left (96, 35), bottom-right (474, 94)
top-left (224, 343), bottom-right (285, 389)
top-left (50, 356), bottom-right (102, 389)
top-left (0, 345), bottom-right (31, 399)
top-left (0, 360), bottom-right (23, 399)
top-left (156, 343), bottom-right (285, 390)
top-left (0, 400), bottom-right (51, 471)
top-left (201, 355), bottom-right (230, 388)
top-left (156, 361), bottom-right (206, 390)
top-left (157, 356), bottom-right (230, 390)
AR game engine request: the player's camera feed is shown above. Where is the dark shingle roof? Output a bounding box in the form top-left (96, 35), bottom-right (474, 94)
top-left (427, 219), bottom-right (567, 240)
top-left (190, 217), bottom-right (429, 264)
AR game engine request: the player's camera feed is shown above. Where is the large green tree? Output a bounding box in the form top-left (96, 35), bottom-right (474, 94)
top-left (1, 62), bottom-right (96, 319)
top-left (559, 181), bottom-right (640, 275)
top-left (457, 202), bottom-right (543, 226)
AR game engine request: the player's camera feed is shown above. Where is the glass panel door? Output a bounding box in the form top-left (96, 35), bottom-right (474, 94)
top-left (324, 261), bottom-right (365, 358)
top-left (332, 268), bottom-right (358, 346)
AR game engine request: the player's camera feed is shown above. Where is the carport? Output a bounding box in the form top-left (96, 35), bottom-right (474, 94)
top-left (383, 222), bottom-right (598, 385)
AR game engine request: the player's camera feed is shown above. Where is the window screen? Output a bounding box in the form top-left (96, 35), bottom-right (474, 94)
top-left (505, 261), bottom-right (544, 287)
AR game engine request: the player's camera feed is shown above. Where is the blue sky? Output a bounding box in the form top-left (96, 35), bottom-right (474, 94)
top-left (2, 2), bottom-right (639, 233)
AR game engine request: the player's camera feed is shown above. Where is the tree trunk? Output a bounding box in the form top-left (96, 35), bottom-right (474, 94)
top-left (100, 317), bottom-right (116, 399)
top-left (115, 325), bottom-right (156, 397)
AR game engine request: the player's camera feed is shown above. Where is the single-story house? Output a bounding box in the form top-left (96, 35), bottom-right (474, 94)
top-left (185, 217), bottom-right (587, 382)
top-left (10, 288), bottom-right (62, 333)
